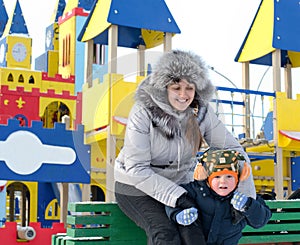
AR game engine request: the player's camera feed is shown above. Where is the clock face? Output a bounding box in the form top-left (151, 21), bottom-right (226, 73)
top-left (0, 43), bottom-right (5, 63)
top-left (12, 42), bottom-right (27, 62)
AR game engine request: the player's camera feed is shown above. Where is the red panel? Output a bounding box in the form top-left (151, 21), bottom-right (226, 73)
top-left (0, 222), bottom-right (66, 245)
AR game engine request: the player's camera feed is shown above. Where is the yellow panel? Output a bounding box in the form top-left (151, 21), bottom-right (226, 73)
top-left (58, 15), bottom-right (76, 77)
top-left (0, 68), bottom-right (42, 91)
top-left (288, 51), bottom-right (300, 67)
top-left (111, 75), bottom-right (142, 136)
top-left (81, 0), bottom-right (112, 42)
top-left (53, 22), bottom-right (60, 51)
top-left (238, 0), bottom-right (275, 62)
top-left (276, 92), bottom-right (300, 150)
top-left (47, 50), bottom-right (59, 77)
top-left (252, 158), bottom-right (289, 192)
top-left (276, 92), bottom-right (300, 131)
top-left (6, 36), bottom-right (32, 69)
top-left (82, 78), bottom-right (109, 132)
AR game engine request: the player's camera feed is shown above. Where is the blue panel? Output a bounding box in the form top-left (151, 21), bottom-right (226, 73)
top-left (261, 111), bottom-right (273, 141)
top-left (34, 52), bottom-right (48, 72)
top-left (0, 0), bottom-right (8, 38)
top-left (108, 0), bottom-right (180, 33)
top-left (0, 38), bottom-right (7, 67)
top-left (0, 120), bottom-right (90, 183)
top-left (273, 0), bottom-right (300, 52)
top-left (37, 182), bottom-right (58, 227)
top-left (291, 156), bottom-right (300, 191)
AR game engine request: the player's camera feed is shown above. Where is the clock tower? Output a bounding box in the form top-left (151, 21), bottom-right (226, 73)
top-left (0, 0), bottom-right (32, 69)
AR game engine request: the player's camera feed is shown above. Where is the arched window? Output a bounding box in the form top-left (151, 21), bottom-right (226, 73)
top-left (8, 73), bottom-right (13, 82)
top-left (18, 74), bottom-right (24, 83)
top-left (29, 75), bottom-right (35, 84)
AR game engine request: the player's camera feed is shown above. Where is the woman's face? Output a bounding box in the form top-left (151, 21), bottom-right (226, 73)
top-left (167, 79), bottom-right (196, 111)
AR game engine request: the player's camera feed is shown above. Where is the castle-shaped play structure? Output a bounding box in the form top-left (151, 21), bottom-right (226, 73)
top-left (0, 0), bottom-right (300, 244)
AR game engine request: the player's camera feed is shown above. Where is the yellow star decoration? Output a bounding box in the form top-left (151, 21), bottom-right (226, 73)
top-left (16, 97), bottom-right (25, 109)
top-left (4, 99), bottom-right (9, 105)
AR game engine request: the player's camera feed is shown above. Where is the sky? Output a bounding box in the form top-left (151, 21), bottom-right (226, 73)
top-left (3, 0), bottom-right (297, 136)
top-left (3, 0), bottom-right (265, 88)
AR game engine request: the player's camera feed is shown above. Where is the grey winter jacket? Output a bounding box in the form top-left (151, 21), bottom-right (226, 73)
top-left (114, 50), bottom-right (256, 208)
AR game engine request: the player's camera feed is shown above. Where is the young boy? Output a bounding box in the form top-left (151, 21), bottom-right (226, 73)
top-left (166, 149), bottom-right (272, 245)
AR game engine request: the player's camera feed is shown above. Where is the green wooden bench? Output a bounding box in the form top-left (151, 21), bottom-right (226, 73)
top-left (239, 200), bottom-right (300, 244)
top-left (51, 202), bottom-right (147, 245)
top-left (52, 200), bottom-right (300, 245)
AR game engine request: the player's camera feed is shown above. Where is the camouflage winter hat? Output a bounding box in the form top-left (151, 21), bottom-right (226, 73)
top-left (197, 149), bottom-right (246, 186)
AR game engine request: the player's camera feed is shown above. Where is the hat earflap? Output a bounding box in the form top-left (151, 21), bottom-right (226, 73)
top-left (239, 163), bottom-right (251, 182)
top-left (194, 163), bottom-right (208, 181)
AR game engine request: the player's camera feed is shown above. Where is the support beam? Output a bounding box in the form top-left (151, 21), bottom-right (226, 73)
top-left (137, 45), bottom-right (146, 76)
top-left (106, 25), bottom-right (118, 202)
top-left (272, 49), bottom-right (283, 199)
top-left (60, 183), bottom-right (68, 226)
top-left (163, 32), bottom-right (172, 52)
top-left (272, 49), bottom-right (281, 92)
top-left (108, 25), bottom-right (118, 73)
top-left (85, 40), bottom-right (94, 87)
top-left (242, 62), bottom-right (250, 138)
top-left (284, 63), bottom-right (292, 98)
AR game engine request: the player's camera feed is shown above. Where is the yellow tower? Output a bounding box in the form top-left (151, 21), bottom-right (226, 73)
top-left (0, 1), bottom-right (32, 70)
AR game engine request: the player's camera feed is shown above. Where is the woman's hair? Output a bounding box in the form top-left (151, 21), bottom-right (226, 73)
top-left (185, 114), bottom-right (203, 154)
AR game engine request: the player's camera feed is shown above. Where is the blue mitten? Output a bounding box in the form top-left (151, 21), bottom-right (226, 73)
top-left (175, 207), bottom-right (198, 226)
top-left (231, 191), bottom-right (249, 212)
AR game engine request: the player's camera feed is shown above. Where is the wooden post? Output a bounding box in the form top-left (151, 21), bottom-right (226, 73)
top-left (60, 183), bottom-right (68, 226)
top-left (137, 45), bottom-right (146, 76)
top-left (284, 63), bottom-right (292, 99)
top-left (85, 40), bottom-right (94, 88)
top-left (81, 184), bottom-right (90, 202)
top-left (272, 49), bottom-right (284, 199)
top-left (106, 25), bottom-right (118, 202)
top-left (242, 62), bottom-right (250, 138)
top-left (164, 32), bottom-right (172, 52)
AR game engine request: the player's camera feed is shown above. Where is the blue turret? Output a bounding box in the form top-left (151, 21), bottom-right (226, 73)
top-left (0, 0), bottom-right (8, 38)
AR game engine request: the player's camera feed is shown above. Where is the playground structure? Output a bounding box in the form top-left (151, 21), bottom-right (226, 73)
top-left (0, 0), bottom-right (300, 243)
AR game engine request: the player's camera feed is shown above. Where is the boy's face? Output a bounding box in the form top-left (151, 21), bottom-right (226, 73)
top-left (210, 174), bottom-right (237, 196)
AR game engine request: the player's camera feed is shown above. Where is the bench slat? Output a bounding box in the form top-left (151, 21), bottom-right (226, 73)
top-left (266, 200), bottom-right (300, 209)
top-left (243, 223), bottom-right (300, 233)
top-left (67, 214), bottom-right (138, 226)
top-left (239, 233), bottom-right (300, 244)
top-left (67, 226), bottom-right (146, 240)
top-left (68, 202), bottom-right (121, 213)
top-left (270, 212), bottom-right (300, 220)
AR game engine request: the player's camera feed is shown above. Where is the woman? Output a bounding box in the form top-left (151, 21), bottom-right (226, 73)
top-left (114, 50), bottom-right (256, 244)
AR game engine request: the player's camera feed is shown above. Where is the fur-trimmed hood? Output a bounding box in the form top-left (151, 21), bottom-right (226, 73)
top-left (135, 50), bottom-right (215, 138)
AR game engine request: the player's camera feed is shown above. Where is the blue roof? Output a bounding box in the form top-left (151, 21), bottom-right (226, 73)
top-left (6, 0), bottom-right (29, 35)
top-left (0, 0), bottom-right (8, 37)
top-left (78, 0), bottom-right (94, 11)
top-left (78, 0), bottom-right (180, 49)
top-left (235, 0), bottom-right (300, 67)
top-left (107, 0), bottom-right (180, 33)
top-left (53, 0), bottom-right (66, 22)
top-left (273, 0), bottom-right (300, 52)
